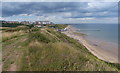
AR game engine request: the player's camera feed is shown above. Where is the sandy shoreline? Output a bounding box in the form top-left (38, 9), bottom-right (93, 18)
top-left (62, 25), bottom-right (118, 63)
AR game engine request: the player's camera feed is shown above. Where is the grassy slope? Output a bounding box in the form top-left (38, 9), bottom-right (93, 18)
top-left (2, 24), bottom-right (120, 71)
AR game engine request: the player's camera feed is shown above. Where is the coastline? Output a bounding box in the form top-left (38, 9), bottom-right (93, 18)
top-left (62, 25), bottom-right (118, 63)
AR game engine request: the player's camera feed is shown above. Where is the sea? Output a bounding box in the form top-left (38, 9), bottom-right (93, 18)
top-left (71, 23), bottom-right (118, 46)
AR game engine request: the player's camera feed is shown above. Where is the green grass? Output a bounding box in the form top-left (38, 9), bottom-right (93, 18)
top-left (2, 24), bottom-right (120, 71)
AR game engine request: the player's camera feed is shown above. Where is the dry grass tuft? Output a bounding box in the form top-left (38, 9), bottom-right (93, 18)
top-left (2, 31), bottom-right (25, 42)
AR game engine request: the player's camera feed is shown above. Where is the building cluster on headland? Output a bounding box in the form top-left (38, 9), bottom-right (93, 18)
top-left (1, 20), bottom-right (67, 31)
top-left (1, 20), bottom-right (53, 25)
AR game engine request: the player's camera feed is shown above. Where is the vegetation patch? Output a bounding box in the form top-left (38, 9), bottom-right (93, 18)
top-left (2, 24), bottom-right (120, 71)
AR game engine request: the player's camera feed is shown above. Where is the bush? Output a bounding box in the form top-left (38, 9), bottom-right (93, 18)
top-left (29, 31), bottom-right (51, 43)
top-left (2, 23), bottom-right (24, 27)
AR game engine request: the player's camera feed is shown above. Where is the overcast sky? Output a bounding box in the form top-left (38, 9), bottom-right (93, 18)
top-left (1, 2), bottom-right (118, 24)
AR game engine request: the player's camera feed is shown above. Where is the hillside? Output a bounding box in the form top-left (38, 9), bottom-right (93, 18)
top-left (1, 24), bottom-right (120, 71)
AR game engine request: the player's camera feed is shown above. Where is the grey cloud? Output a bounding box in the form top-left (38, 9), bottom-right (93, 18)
top-left (2, 2), bottom-right (118, 18)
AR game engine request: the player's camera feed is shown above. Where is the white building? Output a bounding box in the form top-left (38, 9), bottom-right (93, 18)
top-left (35, 21), bottom-right (52, 24)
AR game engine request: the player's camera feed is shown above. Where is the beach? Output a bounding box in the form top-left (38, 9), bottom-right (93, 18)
top-left (62, 25), bottom-right (118, 63)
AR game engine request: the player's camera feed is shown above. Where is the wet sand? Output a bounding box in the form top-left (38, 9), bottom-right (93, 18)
top-left (62, 25), bottom-right (118, 63)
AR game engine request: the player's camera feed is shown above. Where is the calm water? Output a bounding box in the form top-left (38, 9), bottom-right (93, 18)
top-left (71, 23), bottom-right (118, 44)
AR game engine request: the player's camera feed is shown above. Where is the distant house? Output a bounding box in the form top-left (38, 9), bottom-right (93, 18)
top-left (57, 28), bottom-right (67, 32)
top-left (6, 21), bottom-right (20, 24)
top-left (21, 21), bottom-right (30, 24)
top-left (35, 21), bottom-right (52, 25)
top-left (1, 20), bottom-right (7, 23)
top-left (35, 21), bottom-right (42, 24)
top-left (1, 20), bottom-right (53, 25)
top-left (34, 25), bottom-right (42, 28)
top-left (64, 28), bottom-right (67, 31)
